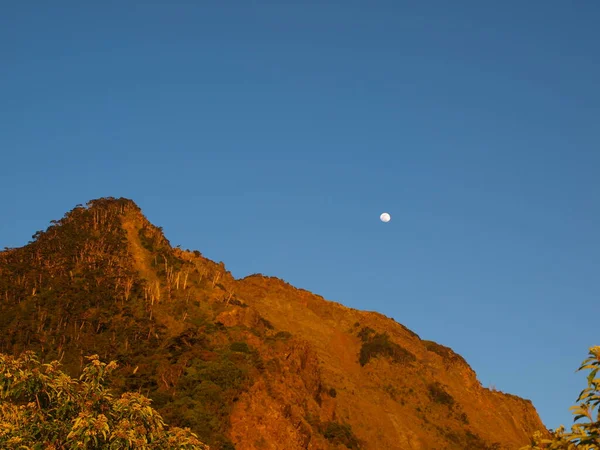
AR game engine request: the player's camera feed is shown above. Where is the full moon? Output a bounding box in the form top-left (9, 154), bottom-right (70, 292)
top-left (380, 212), bottom-right (391, 223)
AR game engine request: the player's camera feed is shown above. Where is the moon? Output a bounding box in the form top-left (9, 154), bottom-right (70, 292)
top-left (380, 212), bottom-right (391, 223)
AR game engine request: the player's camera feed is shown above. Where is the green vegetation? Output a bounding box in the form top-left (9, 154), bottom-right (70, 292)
top-left (229, 342), bottom-right (250, 353)
top-left (427, 382), bottom-right (455, 408)
top-left (0, 351), bottom-right (208, 449)
top-left (273, 331), bottom-right (291, 340)
top-left (383, 384), bottom-right (400, 401)
top-left (322, 422), bottom-right (361, 449)
top-left (158, 346), bottom-right (259, 448)
top-left (382, 384), bottom-right (415, 406)
top-left (357, 328), bottom-right (416, 367)
top-left (304, 413), bottom-right (362, 449)
top-left (423, 340), bottom-right (468, 366)
top-left (0, 199), bottom-right (270, 448)
top-left (434, 425), bottom-right (501, 450)
top-left (258, 317), bottom-right (274, 330)
top-left (522, 346), bottom-right (600, 449)
top-left (357, 326), bottom-right (375, 342)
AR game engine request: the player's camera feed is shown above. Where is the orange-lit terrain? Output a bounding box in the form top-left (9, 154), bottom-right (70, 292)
top-left (0, 198), bottom-right (548, 449)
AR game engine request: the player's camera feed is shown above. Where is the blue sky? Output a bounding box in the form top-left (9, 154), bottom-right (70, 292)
top-left (1, 1), bottom-right (598, 431)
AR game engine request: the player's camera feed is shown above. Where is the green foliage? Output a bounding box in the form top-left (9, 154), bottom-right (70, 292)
top-left (138, 227), bottom-right (156, 252)
top-left (0, 198), bottom-right (148, 366)
top-left (274, 331), bottom-right (291, 340)
top-left (304, 414), bottom-right (361, 449)
top-left (229, 342), bottom-right (250, 354)
top-left (383, 383), bottom-right (398, 399)
top-left (396, 322), bottom-right (420, 340)
top-left (423, 340), bottom-right (468, 366)
top-left (322, 422), bottom-right (361, 449)
top-left (358, 331), bottom-right (416, 367)
top-left (0, 351), bottom-right (208, 449)
top-left (161, 351), bottom-right (253, 448)
top-left (215, 441), bottom-right (235, 450)
top-left (357, 327), bottom-right (375, 342)
top-left (522, 346), bottom-right (600, 449)
top-left (258, 317), bottom-right (274, 330)
top-left (427, 382), bottom-right (455, 408)
top-left (435, 425), bottom-right (500, 450)
top-left (0, 199), bottom-right (262, 447)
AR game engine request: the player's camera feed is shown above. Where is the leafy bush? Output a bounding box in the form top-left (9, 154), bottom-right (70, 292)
top-left (216, 441), bottom-right (235, 450)
top-left (522, 346), bottom-right (600, 449)
top-left (423, 340), bottom-right (468, 366)
top-left (165, 352), bottom-right (252, 443)
top-left (322, 422), bottom-right (361, 449)
top-left (258, 317), bottom-right (274, 330)
top-left (359, 332), bottom-right (415, 366)
top-left (357, 326), bottom-right (375, 342)
top-left (195, 359), bottom-right (246, 392)
top-left (383, 384), bottom-right (400, 401)
top-left (229, 342), bottom-right (250, 353)
top-left (436, 425), bottom-right (500, 450)
top-left (274, 331), bottom-right (292, 340)
top-left (0, 351), bottom-right (209, 449)
top-left (427, 382), bottom-right (455, 408)
top-left (138, 227), bottom-right (156, 252)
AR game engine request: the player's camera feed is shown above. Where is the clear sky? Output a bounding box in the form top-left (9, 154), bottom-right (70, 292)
top-left (1, 1), bottom-right (598, 431)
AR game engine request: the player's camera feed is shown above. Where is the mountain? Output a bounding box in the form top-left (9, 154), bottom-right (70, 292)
top-left (0, 197), bottom-right (547, 449)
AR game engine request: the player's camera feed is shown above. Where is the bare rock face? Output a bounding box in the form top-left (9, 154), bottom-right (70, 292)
top-left (216, 306), bottom-right (262, 329)
top-left (228, 336), bottom-right (336, 450)
top-left (233, 275), bottom-right (549, 450)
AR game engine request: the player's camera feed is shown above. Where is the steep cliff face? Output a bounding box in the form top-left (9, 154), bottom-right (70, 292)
top-left (232, 276), bottom-right (546, 450)
top-left (0, 198), bottom-right (547, 449)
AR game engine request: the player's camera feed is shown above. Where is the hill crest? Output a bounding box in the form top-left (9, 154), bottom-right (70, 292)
top-left (0, 197), bottom-right (547, 449)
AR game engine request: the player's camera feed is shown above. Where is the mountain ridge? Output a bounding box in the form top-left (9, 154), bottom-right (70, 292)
top-left (0, 197), bottom-right (548, 449)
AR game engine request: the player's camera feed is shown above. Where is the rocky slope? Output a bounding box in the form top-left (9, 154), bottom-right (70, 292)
top-left (0, 198), bottom-right (548, 449)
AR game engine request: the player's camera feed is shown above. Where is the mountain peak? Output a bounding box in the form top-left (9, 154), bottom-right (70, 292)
top-left (28, 197), bottom-right (139, 240)
top-left (0, 199), bottom-right (549, 449)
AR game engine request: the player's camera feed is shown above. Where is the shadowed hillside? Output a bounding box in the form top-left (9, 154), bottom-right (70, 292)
top-left (0, 198), bottom-right (548, 449)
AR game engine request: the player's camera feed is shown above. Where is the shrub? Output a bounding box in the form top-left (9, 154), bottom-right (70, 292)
top-left (383, 384), bottom-right (399, 401)
top-left (423, 340), bottom-right (468, 366)
top-left (218, 441), bottom-right (236, 450)
top-left (359, 332), bottom-right (415, 367)
top-left (357, 326), bottom-right (375, 342)
top-left (436, 426), bottom-right (498, 450)
top-left (230, 342), bottom-right (250, 353)
top-left (274, 331), bottom-right (292, 340)
top-left (197, 359), bottom-right (246, 391)
top-left (427, 382), bottom-right (455, 408)
top-left (258, 317), bottom-right (274, 330)
top-left (522, 346), bottom-right (600, 449)
top-left (0, 351), bottom-right (208, 449)
top-left (322, 422), bottom-right (361, 449)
